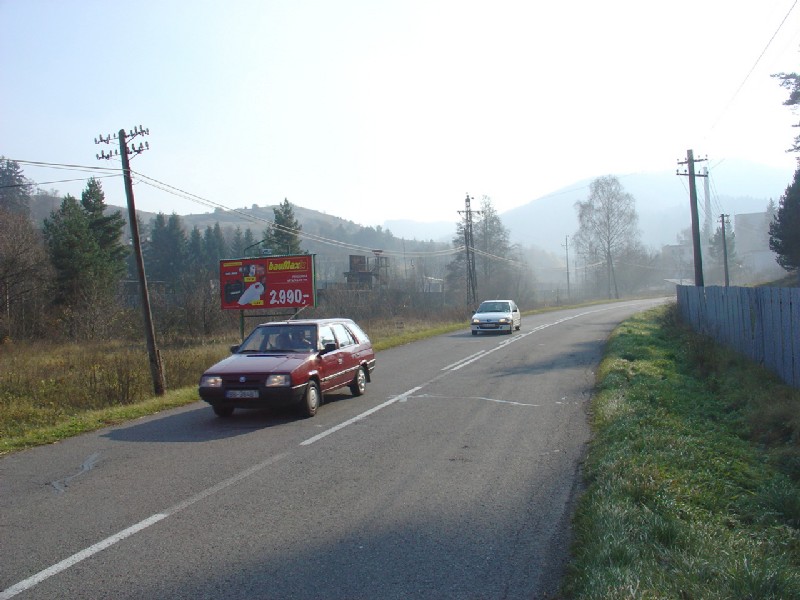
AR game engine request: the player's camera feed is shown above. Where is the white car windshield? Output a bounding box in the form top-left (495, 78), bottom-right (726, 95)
top-left (477, 302), bottom-right (510, 313)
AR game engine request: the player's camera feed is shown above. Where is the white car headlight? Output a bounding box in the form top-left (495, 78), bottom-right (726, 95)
top-left (200, 376), bottom-right (222, 388)
top-left (265, 374), bottom-right (291, 387)
top-left (472, 318), bottom-right (480, 324)
top-left (498, 317), bottom-right (509, 323)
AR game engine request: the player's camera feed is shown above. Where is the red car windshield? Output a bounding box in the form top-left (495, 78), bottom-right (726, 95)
top-left (239, 326), bottom-right (318, 353)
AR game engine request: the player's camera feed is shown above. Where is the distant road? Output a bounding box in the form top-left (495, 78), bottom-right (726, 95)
top-left (0, 298), bottom-right (668, 599)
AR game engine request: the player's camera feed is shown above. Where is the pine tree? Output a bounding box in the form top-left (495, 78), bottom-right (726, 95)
top-left (42, 195), bottom-right (105, 305)
top-left (262, 198), bottom-right (303, 255)
top-left (145, 213), bottom-right (188, 283)
top-left (203, 223), bottom-right (228, 270)
top-left (80, 178), bottom-right (128, 279)
top-left (773, 72), bottom-right (800, 152)
top-left (769, 165), bottom-right (800, 275)
top-left (242, 228), bottom-right (256, 256)
top-left (229, 226), bottom-right (246, 258)
top-left (186, 226), bottom-right (205, 270)
top-left (0, 157), bottom-right (32, 217)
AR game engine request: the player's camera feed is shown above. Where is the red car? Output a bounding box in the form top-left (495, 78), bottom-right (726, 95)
top-left (199, 318), bottom-right (376, 418)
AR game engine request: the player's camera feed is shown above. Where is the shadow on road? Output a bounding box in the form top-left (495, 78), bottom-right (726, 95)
top-left (102, 404), bottom-right (301, 444)
top-left (103, 391), bottom-right (363, 444)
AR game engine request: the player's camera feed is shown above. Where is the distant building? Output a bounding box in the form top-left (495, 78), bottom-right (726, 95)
top-left (661, 243), bottom-right (694, 284)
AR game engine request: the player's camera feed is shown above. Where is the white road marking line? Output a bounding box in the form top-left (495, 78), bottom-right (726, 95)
top-left (300, 386), bottom-right (423, 445)
top-left (443, 307), bottom-right (619, 372)
top-left (0, 515), bottom-right (167, 600)
top-left (416, 393), bottom-right (541, 407)
top-left (441, 350), bottom-right (488, 371)
top-left (0, 452), bottom-right (290, 600)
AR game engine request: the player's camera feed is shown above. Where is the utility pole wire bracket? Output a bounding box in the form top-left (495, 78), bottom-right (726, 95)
top-left (94, 126), bottom-right (151, 160)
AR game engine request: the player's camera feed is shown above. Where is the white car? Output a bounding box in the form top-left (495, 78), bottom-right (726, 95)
top-left (470, 299), bottom-right (521, 335)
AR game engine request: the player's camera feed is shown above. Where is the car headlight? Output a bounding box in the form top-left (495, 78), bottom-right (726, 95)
top-left (265, 374), bottom-right (291, 387)
top-left (200, 375), bottom-right (222, 388)
top-left (498, 317), bottom-right (509, 323)
top-left (472, 318), bottom-right (480, 324)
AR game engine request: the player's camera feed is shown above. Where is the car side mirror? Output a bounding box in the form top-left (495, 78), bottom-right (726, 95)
top-left (230, 344), bottom-right (240, 353)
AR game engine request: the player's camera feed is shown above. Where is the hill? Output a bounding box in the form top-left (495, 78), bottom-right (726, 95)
top-left (498, 160), bottom-right (793, 255)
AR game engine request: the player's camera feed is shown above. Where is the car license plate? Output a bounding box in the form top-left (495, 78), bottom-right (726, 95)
top-left (226, 389), bottom-right (259, 399)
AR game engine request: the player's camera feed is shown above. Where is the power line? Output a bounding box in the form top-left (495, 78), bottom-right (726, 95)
top-left (709, 0), bottom-right (799, 135)
top-left (0, 173), bottom-right (121, 189)
top-left (7, 157), bottom-right (463, 260)
top-left (11, 158), bottom-right (121, 174)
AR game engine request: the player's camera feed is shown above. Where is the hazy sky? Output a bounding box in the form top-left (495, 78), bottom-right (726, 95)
top-left (2, 0), bottom-right (798, 227)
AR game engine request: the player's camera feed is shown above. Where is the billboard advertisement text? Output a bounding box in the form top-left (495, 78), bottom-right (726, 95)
top-left (219, 255), bottom-right (316, 310)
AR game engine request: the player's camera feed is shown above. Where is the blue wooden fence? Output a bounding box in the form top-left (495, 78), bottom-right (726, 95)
top-left (676, 285), bottom-right (800, 389)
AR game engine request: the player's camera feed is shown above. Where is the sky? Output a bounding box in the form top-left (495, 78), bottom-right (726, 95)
top-left (2, 0), bottom-right (799, 228)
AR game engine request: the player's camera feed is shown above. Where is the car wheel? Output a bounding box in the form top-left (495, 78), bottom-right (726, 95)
top-left (213, 405), bottom-right (234, 417)
top-left (350, 366), bottom-right (367, 396)
top-left (472, 330), bottom-right (477, 336)
top-left (301, 380), bottom-right (321, 417)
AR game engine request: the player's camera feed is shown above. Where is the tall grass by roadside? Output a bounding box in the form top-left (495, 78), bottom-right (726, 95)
top-left (0, 338), bottom-right (233, 453)
top-left (0, 318), bottom-right (466, 454)
top-left (564, 304), bottom-right (800, 599)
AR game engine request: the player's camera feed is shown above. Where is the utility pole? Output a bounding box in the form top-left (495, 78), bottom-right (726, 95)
top-left (96, 126), bottom-right (166, 396)
top-left (562, 235), bottom-right (571, 299)
top-left (458, 194), bottom-right (480, 306)
top-left (720, 213), bottom-right (730, 287)
top-left (702, 167), bottom-right (711, 243)
top-left (677, 149), bottom-right (708, 287)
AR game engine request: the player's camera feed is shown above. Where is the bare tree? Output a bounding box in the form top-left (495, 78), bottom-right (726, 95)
top-left (574, 176), bottom-right (639, 299)
top-left (0, 209), bottom-right (53, 338)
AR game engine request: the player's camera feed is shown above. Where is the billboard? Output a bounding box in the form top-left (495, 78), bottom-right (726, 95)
top-left (219, 255), bottom-right (316, 310)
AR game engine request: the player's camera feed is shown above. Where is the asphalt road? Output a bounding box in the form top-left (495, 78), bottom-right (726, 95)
top-left (0, 298), bottom-right (668, 599)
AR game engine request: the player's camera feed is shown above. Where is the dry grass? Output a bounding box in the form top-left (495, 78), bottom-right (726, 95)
top-left (0, 338), bottom-right (231, 452)
top-left (0, 316), bottom-right (468, 454)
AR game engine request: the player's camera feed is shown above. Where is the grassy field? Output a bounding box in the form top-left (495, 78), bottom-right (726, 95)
top-left (564, 304), bottom-right (800, 599)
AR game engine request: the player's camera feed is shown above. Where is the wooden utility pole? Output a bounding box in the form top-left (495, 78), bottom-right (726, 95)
top-left (458, 194), bottom-right (480, 305)
top-left (96, 126), bottom-right (165, 396)
top-left (562, 235), bottom-right (571, 299)
top-left (720, 213), bottom-right (730, 287)
top-left (677, 150), bottom-right (708, 286)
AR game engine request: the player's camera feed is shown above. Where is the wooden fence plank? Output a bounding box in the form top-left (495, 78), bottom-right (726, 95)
top-left (792, 288), bottom-right (800, 388)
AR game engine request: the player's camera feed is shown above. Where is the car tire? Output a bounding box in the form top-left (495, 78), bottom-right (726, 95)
top-left (472, 330), bottom-right (477, 336)
top-left (350, 366), bottom-right (367, 396)
top-left (213, 405), bottom-right (234, 417)
top-left (301, 380), bottom-right (321, 417)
